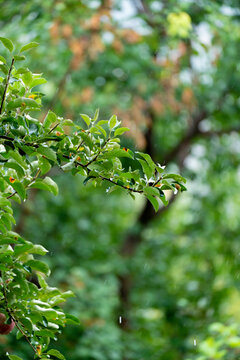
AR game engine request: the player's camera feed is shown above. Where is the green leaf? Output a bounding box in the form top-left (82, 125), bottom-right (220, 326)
top-left (42, 176), bottom-right (58, 196)
top-left (29, 177), bottom-right (58, 196)
top-left (61, 119), bottom-right (74, 126)
top-left (4, 162), bottom-right (25, 178)
top-left (13, 55), bottom-right (25, 61)
top-left (7, 97), bottom-right (39, 111)
top-left (15, 67), bottom-right (29, 75)
top-left (109, 115), bottom-right (117, 129)
top-left (0, 37), bottom-right (14, 52)
top-left (31, 244), bottom-right (48, 255)
top-left (37, 145), bottom-right (57, 162)
top-left (28, 180), bottom-right (51, 196)
top-left (0, 197), bottom-right (11, 207)
top-left (159, 191), bottom-right (169, 206)
top-left (18, 317), bottom-right (32, 332)
top-left (14, 243), bottom-right (33, 256)
top-left (8, 150), bottom-right (27, 169)
top-left (79, 132), bottom-right (93, 149)
top-left (37, 274), bottom-right (48, 288)
top-left (39, 156), bottom-right (51, 175)
top-left (25, 259), bottom-right (50, 275)
top-left (43, 110), bottom-right (57, 129)
top-left (47, 349), bottom-right (65, 359)
top-left (7, 355), bottom-right (23, 360)
top-left (0, 64), bottom-right (8, 75)
top-left (163, 173), bottom-right (187, 183)
top-left (83, 176), bottom-right (96, 185)
top-left (146, 195), bottom-right (159, 212)
top-left (103, 148), bottom-right (133, 159)
top-left (22, 71), bottom-right (33, 86)
top-left (136, 152), bottom-right (156, 173)
top-left (65, 313), bottom-right (80, 325)
top-left (10, 180), bottom-right (26, 200)
top-left (93, 108), bottom-right (99, 122)
top-left (114, 127), bottom-right (129, 136)
top-left (138, 159), bottom-right (153, 179)
top-left (19, 42), bottom-right (39, 53)
top-left (31, 77), bottom-right (47, 88)
top-left (144, 187), bottom-right (160, 197)
top-left (0, 55), bottom-right (6, 64)
top-left (95, 125), bottom-right (107, 138)
top-left (80, 114), bottom-right (91, 127)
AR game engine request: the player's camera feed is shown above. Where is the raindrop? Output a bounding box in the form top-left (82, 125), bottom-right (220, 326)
top-left (193, 339), bottom-right (197, 346)
top-left (119, 316), bottom-right (122, 324)
top-left (106, 187), bottom-right (110, 193)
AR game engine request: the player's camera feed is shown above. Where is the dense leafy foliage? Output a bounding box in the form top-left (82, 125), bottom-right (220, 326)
top-left (1, 0), bottom-right (240, 359)
top-left (0, 37), bottom-right (185, 359)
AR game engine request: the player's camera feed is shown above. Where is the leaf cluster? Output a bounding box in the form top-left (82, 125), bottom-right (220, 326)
top-left (0, 38), bottom-right (186, 359)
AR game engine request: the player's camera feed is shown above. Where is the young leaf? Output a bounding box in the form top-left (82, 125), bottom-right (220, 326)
top-left (146, 195), bottom-right (159, 212)
top-left (39, 156), bottom-right (51, 175)
top-left (163, 173), bottom-right (187, 183)
top-left (144, 187), bottom-right (160, 197)
top-left (7, 97), bottom-right (39, 111)
top-left (42, 177), bottom-right (58, 196)
top-left (7, 355), bottom-right (23, 360)
top-left (138, 159), bottom-right (153, 179)
top-left (93, 108), bottom-right (99, 122)
top-left (29, 177), bottom-right (58, 196)
top-left (14, 55), bottom-right (25, 61)
top-left (114, 127), bottom-right (129, 136)
top-left (0, 37), bottom-right (14, 52)
top-left (37, 146), bottom-right (57, 162)
top-left (31, 77), bottom-right (47, 88)
top-left (43, 110), bottom-right (57, 129)
top-left (25, 259), bottom-right (50, 275)
top-left (0, 55), bottom-right (6, 64)
top-left (109, 115), bottom-right (117, 129)
top-left (10, 180), bottom-right (26, 200)
top-left (47, 349), bottom-right (65, 359)
top-left (19, 42), bottom-right (39, 53)
top-left (136, 152), bottom-right (156, 173)
top-left (65, 313), bottom-right (80, 325)
top-left (102, 148), bottom-right (133, 160)
top-left (81, 114), bottom-right (91, 127)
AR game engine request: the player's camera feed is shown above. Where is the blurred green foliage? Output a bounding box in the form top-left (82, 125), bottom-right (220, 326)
top-left (1, 0), bottom-right (240, 359)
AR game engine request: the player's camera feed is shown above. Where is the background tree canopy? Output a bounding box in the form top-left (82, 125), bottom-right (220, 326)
top-left (1, 0), bottom-right (240, 359)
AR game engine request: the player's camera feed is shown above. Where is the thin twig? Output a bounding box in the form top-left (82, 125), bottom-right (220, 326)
top-left (0, 58), bottom-right (14, 115)
top-left (48, 122), bottom-right (60, 134)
